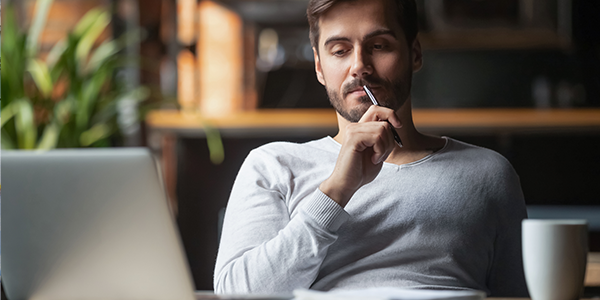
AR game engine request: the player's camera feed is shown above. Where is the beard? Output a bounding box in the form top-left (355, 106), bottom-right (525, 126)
top-left (326, 71), bottom-right (412, 123)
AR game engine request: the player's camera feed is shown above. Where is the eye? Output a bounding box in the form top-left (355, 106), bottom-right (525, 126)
top-left (331, 48), bottom-right (349, 57)
top-left (372, 43), bottom-right (386, 50)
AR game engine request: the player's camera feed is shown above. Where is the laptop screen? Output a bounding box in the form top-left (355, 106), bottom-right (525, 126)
top-left (3, 148), bottom-right (195, 300)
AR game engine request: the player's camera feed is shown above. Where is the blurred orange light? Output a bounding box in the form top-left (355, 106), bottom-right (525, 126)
top-left (177, 0), bottom-right (197, 45)
top-left (197, 1), bottom-right (243, 117)
top-left (177, 49), bottom-right (197, 110)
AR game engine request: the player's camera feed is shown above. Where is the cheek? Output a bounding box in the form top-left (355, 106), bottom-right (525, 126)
top-left (375, 54), bottom-right (408, 79)
top-left (321, 60), bottom-right (347, 87)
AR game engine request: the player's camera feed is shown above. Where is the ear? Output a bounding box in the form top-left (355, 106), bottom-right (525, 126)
top-left (411, 38), bottom-right (423, 72)
top-left (313, 47), bottom-right (326, 86)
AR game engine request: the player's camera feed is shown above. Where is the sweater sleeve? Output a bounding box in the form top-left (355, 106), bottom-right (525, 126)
top-left (486, 159), bottom-right (529, 297)
top-left (213, 149), bottom-right (350, 294)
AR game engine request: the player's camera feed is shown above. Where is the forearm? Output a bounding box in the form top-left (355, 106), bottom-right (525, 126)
top-left (214, 190), bottom-right (349, 294)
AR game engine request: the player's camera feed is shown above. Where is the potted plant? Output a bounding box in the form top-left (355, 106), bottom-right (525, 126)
top-left (1, 0), bottom-right (223, 164)
top-left (1, 0), bottom-right (152, 149)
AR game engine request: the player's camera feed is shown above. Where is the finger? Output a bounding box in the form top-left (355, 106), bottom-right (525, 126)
top-left (386, 112), bottom-right (402, 129)
top-left (350, 122), bottom-right (393, 165)
top-left (345, 121), bottom-right (395, 162)
top-left (370, 127), bottom-right (394, 164)
top-left (359, 105), bottom-right (402, 128)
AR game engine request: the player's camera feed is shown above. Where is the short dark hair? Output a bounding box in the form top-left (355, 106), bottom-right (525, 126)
top-left (306, 0), bottom-right (418, 51)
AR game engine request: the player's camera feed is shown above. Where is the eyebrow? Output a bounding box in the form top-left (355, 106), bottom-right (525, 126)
top-left (323, 29), bottom-right (397, 48)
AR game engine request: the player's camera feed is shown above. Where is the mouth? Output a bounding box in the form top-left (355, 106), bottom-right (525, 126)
top-left (348, 87), bottom-right (366, 96)
top-left (342, 79), bottom-right (383, 99)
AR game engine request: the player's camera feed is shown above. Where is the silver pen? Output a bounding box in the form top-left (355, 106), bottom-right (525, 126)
top-left (363, 85), bottom-right (403, 147)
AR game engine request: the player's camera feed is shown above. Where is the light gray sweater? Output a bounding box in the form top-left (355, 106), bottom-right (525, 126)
top-left (214, 137), bottom-right (528, 296)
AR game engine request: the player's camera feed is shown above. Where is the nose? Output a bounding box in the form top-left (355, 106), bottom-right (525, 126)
top-left (350, 47), bottom-right (373, 79)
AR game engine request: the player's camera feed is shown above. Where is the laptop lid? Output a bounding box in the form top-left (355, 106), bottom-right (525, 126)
top-left (2, 148), bottom-right (196, 300)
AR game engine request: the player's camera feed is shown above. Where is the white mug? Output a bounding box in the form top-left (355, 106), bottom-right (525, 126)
top-left (522, 219), bottom-right (588, 300)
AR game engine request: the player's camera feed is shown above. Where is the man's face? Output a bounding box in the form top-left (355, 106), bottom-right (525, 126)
top-left (313, 0), bottom-right (422, 122)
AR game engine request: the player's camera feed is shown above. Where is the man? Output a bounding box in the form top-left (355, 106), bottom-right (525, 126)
top-left (214, 0), bottom-right (528, 296)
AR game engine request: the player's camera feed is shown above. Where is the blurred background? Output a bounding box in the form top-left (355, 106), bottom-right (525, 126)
top-left (2, 0), bottom-right (600, 291)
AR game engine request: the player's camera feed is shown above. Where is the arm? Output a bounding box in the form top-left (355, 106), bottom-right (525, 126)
top-left (213, 150), bottom-right (349, 294)
top-left (486, 161), bottom-right (529, 297)
top-left (320, 105), bottom-right (401, 207)
top-left (215, 106), bottom-right (399, 293)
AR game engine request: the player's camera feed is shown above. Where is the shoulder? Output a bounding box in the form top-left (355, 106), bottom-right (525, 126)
top-left (444, 138), bottom-right (512, 167)
top-left (242, 137), bottom-right (338, 172)
top-left (442, 138), bottom-right (525, 208)
top-left (235, 137), bottom-right (338, 193)
top-left (439, 138), bottom-right (518, 181)
top-left (248, 137), bottom-right (338, 163)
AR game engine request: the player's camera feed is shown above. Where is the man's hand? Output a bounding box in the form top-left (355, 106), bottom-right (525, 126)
top-left (320, 105), bottom-right (402, 207)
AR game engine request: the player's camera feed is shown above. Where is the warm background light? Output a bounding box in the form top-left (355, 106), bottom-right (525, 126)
top-left (176, 0), bottom-right (196, 45)
top-left (177, 49), bottom-right (197, 111)
top-left (197, 0), bottom-right (243, 118)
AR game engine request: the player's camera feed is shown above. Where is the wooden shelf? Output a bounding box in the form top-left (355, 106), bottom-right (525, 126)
top-left (411, 108), bottom-right (600, 133)
top-left (147, 109), bottom-right (337, 130)
top-left (146, 108), bottom-right (600, 137)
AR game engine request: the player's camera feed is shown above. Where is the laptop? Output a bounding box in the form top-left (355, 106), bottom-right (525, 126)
top-left (2, 148), bottom-right (197, 300)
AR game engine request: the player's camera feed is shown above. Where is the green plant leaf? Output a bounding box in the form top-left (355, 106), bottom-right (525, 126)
top-left (79, 123), bottom-right (111, 146)
top-left (1, 7), bottom-right (20, 57)
top-left (75, 9), bottom-right (111, 74)
top-left (2, 5), bottom-right (28, 102)
top-left (76, 68), bottom-right (110, 131)
top-left (205, 125), bottom-right (225, 165)
top-left (60, 34), bottom-right (83, 87)
top-left (73, 8), bottom-right (104, 37)
top-left (46, 38), bottom-right (68, 69)
top-left (90, 95), bottom-right (119, 125)
top-left (54, 96), bottom-right (75, 125)
top-left (114, 86), bottom-right (150, 104)
top-left (86, 40), bottom-right (119, 74)
top-left (14, 99), bottom-right (38, 149)
top-left (26, 0), bottom-right (54, 56)
top-left (27, 59), bottom-right (54, 98)
top-left (37, 122), bottom-right (61, 150)
top-left (1, 102), bottom-right (18, 128)
top-left (187, 112), bottom-right (225, 165)
top-left (1, 128), bottom-right (17, 150)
